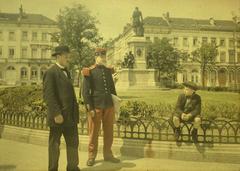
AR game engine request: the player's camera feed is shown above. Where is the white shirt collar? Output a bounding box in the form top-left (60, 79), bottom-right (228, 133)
top-left (56, 62), bottom-right (65, 69)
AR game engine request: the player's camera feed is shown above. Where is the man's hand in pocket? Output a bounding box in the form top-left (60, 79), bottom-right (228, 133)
top-left (54, 114), bottom-right (64, 124)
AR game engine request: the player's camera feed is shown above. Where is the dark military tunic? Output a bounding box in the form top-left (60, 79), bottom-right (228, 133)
top-left (175, 93), bottom-right (201, 120)
top-left (82, 64), bottom-right (117, 110)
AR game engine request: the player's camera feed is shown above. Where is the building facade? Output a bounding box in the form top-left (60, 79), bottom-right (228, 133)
top-left (0, 7), bottom-right (58, 86)
top-left (109, 14), bottom-right (240, 89)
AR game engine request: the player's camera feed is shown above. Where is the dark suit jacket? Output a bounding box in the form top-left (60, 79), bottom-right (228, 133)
top-left (82, 64), bottom-right (117, 110)
top-left (175, 93), bottom-right (201, 118)
top-left (43, 64), bottom-right (79, 127)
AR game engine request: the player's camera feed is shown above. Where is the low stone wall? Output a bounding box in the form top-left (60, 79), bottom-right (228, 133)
top-left (1, 125), bottom-right (240, 164)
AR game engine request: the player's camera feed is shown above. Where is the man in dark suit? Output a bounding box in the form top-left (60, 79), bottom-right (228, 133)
top-left (43, 45), bottom-right (80, 171)
top-left (82, 48), bottom-right (120, 166)
top-left (172, 82), bottom-right (202, 143)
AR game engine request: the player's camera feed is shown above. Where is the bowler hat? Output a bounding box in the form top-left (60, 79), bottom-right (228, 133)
top-left (52, 45), bottom-right (70, 56)
top-left (182, 81), bottom-right (198, 91)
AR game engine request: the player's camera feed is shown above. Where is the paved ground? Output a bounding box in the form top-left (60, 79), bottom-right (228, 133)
top-left (0, 139), bottom-right (240, 171)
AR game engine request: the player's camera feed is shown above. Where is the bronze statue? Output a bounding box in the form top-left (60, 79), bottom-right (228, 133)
top-left (132, 7), bottom-right (144, 36)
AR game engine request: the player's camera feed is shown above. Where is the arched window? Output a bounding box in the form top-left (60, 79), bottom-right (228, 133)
top-left (182, 70), bottom-right (188, 82)
top-left (229, 70), bottom-right (234, 83)
top-left (191, 69), bottom-right (199, 83)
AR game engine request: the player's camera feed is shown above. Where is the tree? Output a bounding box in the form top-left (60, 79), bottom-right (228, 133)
top-left (191, 43), bottom-right (218, 88)
top-left (51, 4), bottom-right (102, 87)
top-left (147, 38), bottom-right (182, 86)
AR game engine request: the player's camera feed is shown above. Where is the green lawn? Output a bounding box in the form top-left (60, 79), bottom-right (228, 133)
top-left (117, 89), bottom-right (240, 105)
top-left (75, 88), bottom-right (240, 106)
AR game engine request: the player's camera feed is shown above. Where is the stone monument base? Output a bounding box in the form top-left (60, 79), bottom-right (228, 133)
top-left (116, 68), bottom-right (159, 90)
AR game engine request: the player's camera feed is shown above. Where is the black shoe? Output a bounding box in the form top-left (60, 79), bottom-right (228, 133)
top-left (104, 157), bottom-right (120, 163)
top-left (174, 128), bottom-right (181, 141)
top-left (191, 128), bottom-right (198, 143)
top-left (86, 158), bottom-right (95, 166)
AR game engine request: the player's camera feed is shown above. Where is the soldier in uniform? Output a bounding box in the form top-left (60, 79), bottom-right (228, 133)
top-left (172, 81), bottom-right (202, 143)
top-left (82, 48), bottom-right (120, 166)
top-left (43, 45), bottom-right (80, 171)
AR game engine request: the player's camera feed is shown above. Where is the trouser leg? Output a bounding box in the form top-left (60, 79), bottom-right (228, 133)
top-left (62, 125), bottom-right (80, 171)
top-left (48, 127), bottom-right (62, 171)
top-left (88, 109), bottom-right (102, 159)
top-left (102, 107), bottom-right (114, 159)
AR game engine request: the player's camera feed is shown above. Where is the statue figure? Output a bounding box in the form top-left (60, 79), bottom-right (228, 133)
top-left (121, 51), bottom-right (135, 69)
top-left (132, 7), bottom-right (144, 36)
top-left (127, 51), bottom-right (135, 68)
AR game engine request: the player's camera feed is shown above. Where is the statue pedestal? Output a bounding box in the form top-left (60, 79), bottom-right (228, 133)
top-left (116, 36), bottom-right (159, 90)
top-left (116, 69), bottom-right (158, 90)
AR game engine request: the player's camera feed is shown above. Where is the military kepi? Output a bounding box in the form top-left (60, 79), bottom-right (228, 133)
top-left (95, 48), bottom-right (106, 56)
top-left (52, 45), bottom-right (70, 56)
top-left (182, 81), bottom-right (198, 91)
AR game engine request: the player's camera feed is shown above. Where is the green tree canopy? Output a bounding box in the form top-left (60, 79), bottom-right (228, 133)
top-left (191, 43), bottom-right (218, 87)
top-left (147, 38), bottom-right (182, 85)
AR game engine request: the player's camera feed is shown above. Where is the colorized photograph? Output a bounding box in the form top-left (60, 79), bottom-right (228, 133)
top-left (0, 0), bottom-right (239, 171)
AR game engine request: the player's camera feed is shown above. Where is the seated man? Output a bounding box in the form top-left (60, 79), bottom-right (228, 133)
top-left (172, 82), bottom-right (202, 143)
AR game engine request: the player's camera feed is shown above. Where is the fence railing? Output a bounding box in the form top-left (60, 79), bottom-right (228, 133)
top-left (0, 110), bottom-right (239, 144)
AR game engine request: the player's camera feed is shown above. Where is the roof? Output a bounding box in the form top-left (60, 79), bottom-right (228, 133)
top-left (143, 16), bottom-right (240, 32)
top-left (0, 13), bottom-right (57, 25)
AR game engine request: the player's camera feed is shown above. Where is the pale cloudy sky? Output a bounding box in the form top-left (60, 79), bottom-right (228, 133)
top-left (0, 0), bottom-right (239, 40)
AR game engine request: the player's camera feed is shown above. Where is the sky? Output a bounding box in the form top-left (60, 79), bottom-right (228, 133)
top-left (0, 0), bottom-right (239, 40)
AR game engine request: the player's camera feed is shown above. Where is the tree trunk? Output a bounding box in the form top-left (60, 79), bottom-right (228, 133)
top-left (201, 65), bottom-right (206, 88)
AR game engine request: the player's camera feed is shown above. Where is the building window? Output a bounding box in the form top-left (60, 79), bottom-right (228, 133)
top-left (211, 37), bottom-right (216, 45)
top-left (229, 71), bottom-right (234, 83)
top-left (22, 31), bottom-right (28, 41)
top-left (31, 48), bottom-right (38, 58)
top-left (220, 38), bottom-right (226, 47)
top-left (183, 71), bottom-right (188, 82)
top-left (8, 48), bottom-right (15, 58)
top-left (173, 37), bottom-right (178, 46)
top-left (42, 32), bottom-right (48, 41)
top-left (193, 37), bottom-right (198, 46)
top-left (0, 47), bottom-right (2, 58)
top-left (154, 37), bottom-right (159, 42)
top-left (145, 37), bottom-right (150, 41)
top-left (202, 37), bottom-right (208, 44)
top-left (183, 37), bottom-right (188, 47)
top-left (9, 32), bottom-right (15, 41)
top-left (21, 47), bottom-right (28, 58)
top-left (220, 51), bottom-right (226, 63)
top-left (20, 67), bottom-right (28, 79)
top-left (7, 66), bottom-right (15, 70)
top-left (0, 31), bottom-right (3, 40)
top-left (237, 39), bottom-right (240, 48)
top-left (229, 38), bottom-right (234, 48)
top-left (228, 50), bottom-right (235, 63)
top-left (41, 49), bottom-right (47, 58)
top-left (32, 32), bottom-right (38, 41)
top-left (191, 70), bottom-right (198, 83)
top-left (31, 67), bottom-right (38, 79)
